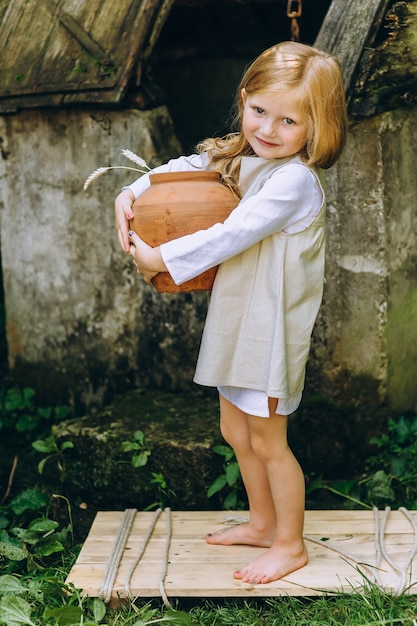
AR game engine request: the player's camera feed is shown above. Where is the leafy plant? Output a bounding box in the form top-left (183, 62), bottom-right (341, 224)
top-left (120, 430), bottom-right (151, 468)
top-left (0, 489), bottom-right (71, 574)
top-left (307, 408), bottom-right (417, 511)
top-left (32, 435), bottom-right (74, 482)
top-left (0, 385), bottom-right (70, 438)
top-left (146, 472), bottom-right (176, 511)
top-left (0, 574), bottom-right (108, 626)
top-left (207, 445), bottom-right (246, 510)
top-left (366, 408), bottom-right (417, 507)
top-left (120, 432), bottom-right (176, 509)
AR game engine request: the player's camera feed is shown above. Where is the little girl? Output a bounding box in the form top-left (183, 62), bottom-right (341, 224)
top-left (115, 41), bottom-right (348, 584)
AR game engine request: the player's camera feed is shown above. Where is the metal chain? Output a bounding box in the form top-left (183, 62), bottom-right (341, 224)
top-left (287, 0), bottom-right (302, 42)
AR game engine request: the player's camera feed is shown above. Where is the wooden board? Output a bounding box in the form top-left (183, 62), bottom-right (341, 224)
top-left (0, 0), bottom-right (175, 110)
top-left (314, 0), bottom-right (391, 93)
top-left (66, 510), bottom-right (417, 607)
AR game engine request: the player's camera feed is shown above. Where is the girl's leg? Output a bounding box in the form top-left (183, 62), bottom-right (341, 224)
top-left (234, 399), bottom-right (307, 583)
top-left (206, 393), bottom-right (276, 547)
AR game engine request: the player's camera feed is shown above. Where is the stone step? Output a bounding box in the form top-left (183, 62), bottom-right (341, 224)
top-left (54, 388), bottom-right (226, 513)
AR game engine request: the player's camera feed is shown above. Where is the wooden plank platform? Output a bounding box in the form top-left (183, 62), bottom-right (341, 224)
top-left (66, 510), bottom-right (417, 605)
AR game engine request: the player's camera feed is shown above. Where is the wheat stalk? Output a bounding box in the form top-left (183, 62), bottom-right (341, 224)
top-left (83, 149), bottom-right (151, 191)
top-left (121, 149), bottom-right (150, 169)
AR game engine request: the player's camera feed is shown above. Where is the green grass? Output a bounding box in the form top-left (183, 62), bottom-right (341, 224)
top-left (3, 555), bottom-right (417, 625)
top-left (105, 589), bottom-right (417, 626)
top-left (2, 385), bottom-right (417, 624)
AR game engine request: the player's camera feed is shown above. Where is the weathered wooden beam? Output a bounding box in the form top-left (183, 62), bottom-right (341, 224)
top-left (314, 0), bottom-right (391, 97)
top-left (41, 0), bottom-right (114, 67)
top-left (349, 1), bottom-right (417, 116)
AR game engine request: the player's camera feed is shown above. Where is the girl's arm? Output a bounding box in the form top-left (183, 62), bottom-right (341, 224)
top-left (115, 188), bottom-right (135, 253)
top-left (114, 153), bottom-right (208, 253)
top-left (161, 164), bottom-right (323, 285)
top-left (128, 230), bottom-right (167, 283)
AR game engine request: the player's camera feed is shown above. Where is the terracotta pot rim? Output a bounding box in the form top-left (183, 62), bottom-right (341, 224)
top-left (149, 170), bottom-right (221, 184)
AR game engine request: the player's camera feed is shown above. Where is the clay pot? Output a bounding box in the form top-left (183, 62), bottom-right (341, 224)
top-left (130, 170), bottom-right (238, 293)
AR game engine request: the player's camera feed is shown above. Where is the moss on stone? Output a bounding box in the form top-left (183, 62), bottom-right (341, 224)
top-left (54, 388), bottom-right (224, 512)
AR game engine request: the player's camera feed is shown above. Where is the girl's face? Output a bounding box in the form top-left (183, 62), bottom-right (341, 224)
top-left (241, 88), bottom-right (307, 160)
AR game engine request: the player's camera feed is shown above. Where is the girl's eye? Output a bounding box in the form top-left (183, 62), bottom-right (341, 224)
top-left (254, 107), bottom-right (265, 114)
top-left (284, 117), bottom-right (295, 125)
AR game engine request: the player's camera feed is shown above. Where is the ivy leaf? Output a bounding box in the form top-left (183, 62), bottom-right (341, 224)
top-left (0, 595), bottom-right (36, 625)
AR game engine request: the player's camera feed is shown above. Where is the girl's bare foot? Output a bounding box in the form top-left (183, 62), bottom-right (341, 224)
top-left (233, 541), bottom-right (308, 584)
top-left (205, 522), bottom-right (274, 548)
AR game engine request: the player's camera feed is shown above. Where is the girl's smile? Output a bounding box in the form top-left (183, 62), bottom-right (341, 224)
top-left (241, 89), bottom-right (307, 160)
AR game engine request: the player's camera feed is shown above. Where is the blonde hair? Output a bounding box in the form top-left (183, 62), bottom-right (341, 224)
top-left (198, 41), bottom-right (348, 195)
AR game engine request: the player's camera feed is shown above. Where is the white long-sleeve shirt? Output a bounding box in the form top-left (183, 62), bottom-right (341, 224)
top-left (127, 154), bottom-right (323, 285)
top-left (127, 153), bottom-right (325, 416)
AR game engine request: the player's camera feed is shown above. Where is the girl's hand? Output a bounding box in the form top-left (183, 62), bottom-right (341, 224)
top-left (128, 230), bottom-right (168, 284)
top-left (115, 189), bottom-right (135, 253)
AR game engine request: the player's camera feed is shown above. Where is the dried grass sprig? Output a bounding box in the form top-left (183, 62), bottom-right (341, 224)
top-left (120, 149), bottom-right (149, 169)
top-left (83, 149), bottom-right (151, 191)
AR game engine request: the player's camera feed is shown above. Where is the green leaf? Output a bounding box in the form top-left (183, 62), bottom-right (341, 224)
top-left (368, 470), bottom-right (395, 504)
top-left (9, 489), bottom-right (50, 515)
top-left (16, 414), bottom-right (39, 432)
top-left (213, 445), bottom-right (232, 457)
top-left (132, 450), bottom-right (151, 468)
top-left (0, 541), bottom-right (27, 561)
top-left (60, 440), bottom-right (74, 451)
top-left (35, 537), bottom-right (65, 556)
top-left (225, 462), bottom-right (240, 486)
top-left (92, 597), bottom-right (107, 622)
top-left (391, 455), bottom-right (406, 477)
top-left (28, 518), bottom-right (59, 533)
top-left (5, 387), bottom-right (34, 412)
top-left (37, 407), bottom-right (52, 419)
top-left (0, 513), bottom-right (9, 530)
top-left (32, 436), bottom-right (57, 453)
top-left (54, 405), bottom-right (71, 420)
top-left (120, 441), bottom-right (141, 452)
top-left (223, 491), bottom-right (238, 510)
top-left (37, 457), bottom-right (48, 475)
top-left (22, 387), bottom-right (36, 403)
top-left (207, 474), bottom-right (227, 497)
top-left (0, 595), bottom-right (36, 625)
top-left (133, 430), bottom-right (145, 444)
top-left (0, 575), bottom-right (28, 594)
top-left (158, 608), bottom-right (193, 624)
top-left (43, 605), bottom-right (83, 624)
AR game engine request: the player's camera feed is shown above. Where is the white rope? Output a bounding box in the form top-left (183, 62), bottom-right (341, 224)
top-left (99, 507), bottom-right (417, 603)
top-left (98, 508), bottom-right (137, 604)
top-left (158, 507), bottom-right (173, 608)
top-left (380, 506), bottom-right (417, 595)
top-left (304, 507), bottom-right (417, 595)
top-left (101, 506), bottom-right (173, 608)
top-left (124, 507), bottom-right (162, 599)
